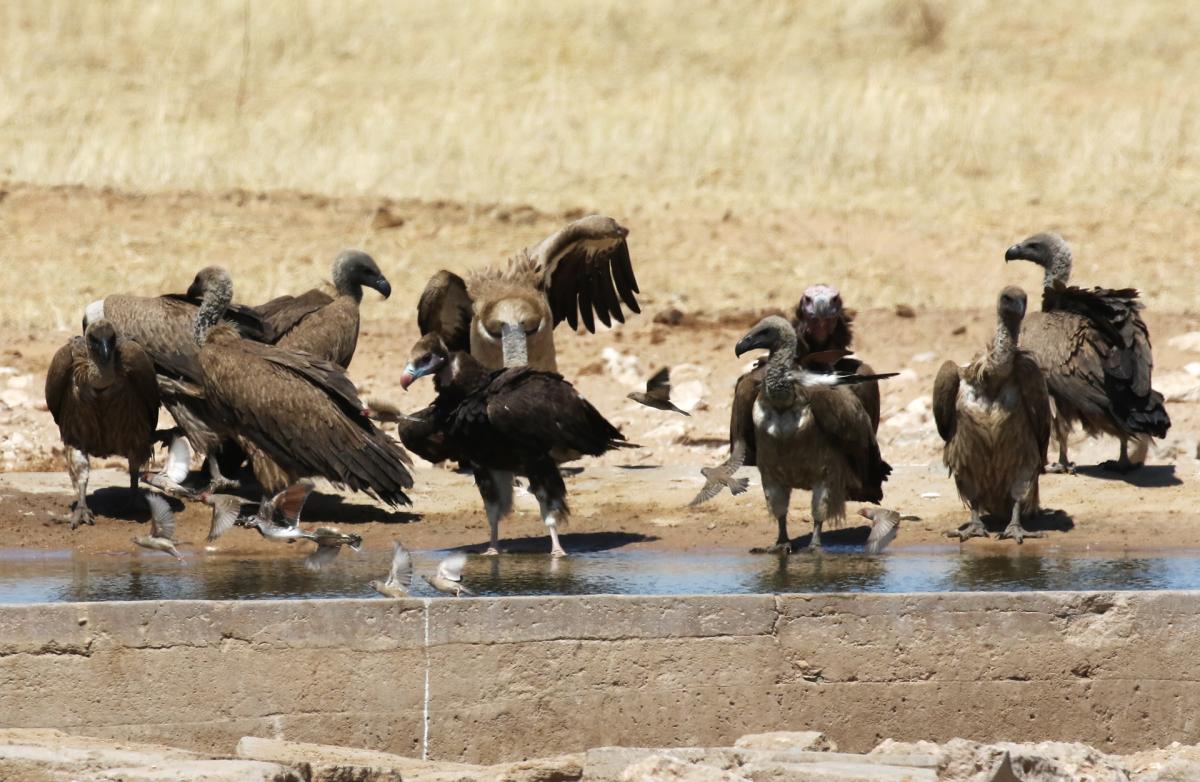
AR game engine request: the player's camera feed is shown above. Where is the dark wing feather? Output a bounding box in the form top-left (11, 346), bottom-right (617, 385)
top-left (44, 341), bottom-right (77, 426)
top-left (729, 366), bottom-right (763, 467)
top-left (477, 370), bottom-right (629, 457)
top-left (117, 339), bottom-right (161, 429)
top-left (530, 216), bottom-right (640, 332)
top-left (645, 367), bottom-right (671, 403)
top-left (417, 271), bottom-right (474, 353)
top-left (251, 289), bottom-right (335, 343)
top-left (932, 361), bottom-right (961, 442)
top-left (1015, 350), bottom-right (1052, 465)
top-left (161, 294), bottom-right (273, 342)
top-left (807, 386), bottom-right (890, 502)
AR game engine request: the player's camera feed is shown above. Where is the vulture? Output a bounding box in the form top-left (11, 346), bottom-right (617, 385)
top-left (735, 316), bottom-right (894, 553)
top-left (399, 336), bottom-right (633, 557)
top-left (189, 266), bottom-right (413, 506)
top-left (83, 282), bottom-right (271, 490)
top-left (413, 214), bottom-right (639, 371)
top-left (933, 287), bottom-right (1051, 543)
top-left (730, 284), bottom-right (882, 470)
top-left (44, 320), bottom-right (160, 528)
top-left (1005, 232), bottom-right (1170, 473)
top-left (253, 249), bottom-right (391, 368)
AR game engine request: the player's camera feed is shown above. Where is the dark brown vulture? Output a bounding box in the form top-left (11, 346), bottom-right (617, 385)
top-left (734, 316), bottom-right (894, 553)
top-left (1005, 232), bottom-right (1169, 473)
top-left (83, 284), bottom-right (271, 490)
top-left (398, 336), bottom-right (633, 557)
top-left (252, 249), bottom-right (391, 369)
top-left (44, 320), bottom-right (160, 528)
top-left (933, 287), bottom-right (1051, 543)
top-left (730, 284), bottom-right (881, 470)
top-left (189, 266), bottom-right (413, 506)
top-left (412, 214), bottom-right (639, 372)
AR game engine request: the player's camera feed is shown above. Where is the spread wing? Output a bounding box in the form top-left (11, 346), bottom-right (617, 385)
top-left (528, 215), bottom-right (640, 332)
top-left (932, 361), bottom-right (961, 442)
top-left (436, 552), bottom-right (468, 583)
top-left (417, 271), bottom-right (474, 353)
top-left (304, 542), bottom-right (344, 571)
top-left (146, 492), bottom-right (176, 540)
top-left (864, 515), bottom-right (899, 554)
top-left (1015, 350), bottom-right (1052, 465)
top-left (252, 289), bottom-right (335, 342)
top-left (206, 494), bottom-right (243, 541)
top-left (273, 481), bottom-right (314, 526)
top-left (164, 434), bottom-right (192, 484)
top-left (387, 541), bottom-right (413, 590)
top-left (645, 367), bottom-right (671, 403)
top-left (44, 341), bottom-right (77, 426)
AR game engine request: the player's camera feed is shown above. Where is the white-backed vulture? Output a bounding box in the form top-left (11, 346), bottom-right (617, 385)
top-left (399, 336), bottom-right (633, 557)
top-left (44, 320), bottom-right (160, 528)
top-left (83, 286), bottom-right (271, 490)
top-left (412, 214), bottom-right (639, 372)
top-left (933, 286), bottom-right (1051, 543)
top-left (189, 266), bottom-right (413, 506)
top-left (730, 284), bottom-right (882, 470)
top-left (1005, 232), bottom-right (1170, 472)
top-left (734, 316), bottom-right (894, 553)
top-left (252, 250), bottom-right (391, 369)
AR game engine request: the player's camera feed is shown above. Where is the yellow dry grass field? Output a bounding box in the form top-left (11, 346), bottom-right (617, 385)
top-left (1, 0), bottom-right (1199, 332)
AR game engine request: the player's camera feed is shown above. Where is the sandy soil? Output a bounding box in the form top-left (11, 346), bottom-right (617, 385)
top-left (1, 186), bottom-right (1198, 560)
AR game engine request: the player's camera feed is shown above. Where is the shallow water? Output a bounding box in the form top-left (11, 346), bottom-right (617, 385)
top-left (1, 545), bottom-right (1199, 603)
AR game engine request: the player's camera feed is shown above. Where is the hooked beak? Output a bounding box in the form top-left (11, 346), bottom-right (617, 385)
top-left (369, 275), bottom-right (392, 299)
top-left (399, 362), bottom-right (430, 391)
top-left (500, 322), bottom-right (529, 367)
top-left (734, 332), bottom-right (766, 357)
top-left (94, 339), bottom-right (114, 364)
top-left (1004, 244), bottom-right (1030, 263)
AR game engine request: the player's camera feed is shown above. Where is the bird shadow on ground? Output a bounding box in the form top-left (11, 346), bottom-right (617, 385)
top-left (447, 531), bottom-right (657, 555)
top-left (302, 492), bottom-right (422, 525)
top-left (617, 464), bottom-right (661, 470)
top-left (85, 487), bottom-right (153, 523)
top-left (1073, 464), bottom-right (1182, 488)
top-left (970, 508), bottom-right (1075, 535)
top-left (787, 523), bottom-right (872, 551)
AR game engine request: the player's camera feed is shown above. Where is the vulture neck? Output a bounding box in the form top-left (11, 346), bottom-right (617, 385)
top-left (1043, 247), bottom-right (1072, 288)
top-left (500, 323), bottom-right (529, 367)
top-left (194, 280), bottom-right (232, 346)
top-left (436, 352), bottom-right (493, 404)
top-left (332, 265), bottom-right (363, 301)
top-left (762, 330), bottom-right (800, 408)
top-left (85, 350), bottom-right (117, 389)
top-left (989, 317), bottom-right (1020, 370)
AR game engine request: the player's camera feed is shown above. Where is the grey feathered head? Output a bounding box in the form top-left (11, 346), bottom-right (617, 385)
top-left (333, 250), bottom-right (391, 300)
top-left (1005, 232), bottom-right (1072, 284)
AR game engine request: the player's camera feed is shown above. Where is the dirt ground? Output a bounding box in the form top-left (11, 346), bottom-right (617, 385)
top-left (1, 185), bottom-right (1198, 560)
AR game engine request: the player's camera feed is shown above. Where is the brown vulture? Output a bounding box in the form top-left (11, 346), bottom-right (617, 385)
top-left (729, 284), bottom-right (882, 472)
top-left (189, 266), bottom-right (413, 506)
top-left (1005, 232), bottom-right (1169, 473)
top-left (398, 336), bottom-right (633, 557)
top-left (44, 320), bottom-right (160, 528)
top-left (253, 249), bottom-right (391, 369)
top-left (734, 316), bottom-right (894, 553)
top-left (83, 284), bottom-right (271, 490)
top-left (933, 286), bottom-right (1051, 543)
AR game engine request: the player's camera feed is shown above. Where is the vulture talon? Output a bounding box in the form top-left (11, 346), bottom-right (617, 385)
top-left (947, 521), bottom-right (989, 541)
top-left (761, 542), bottom-right (793, 556)
top-left (482, 546), bottom-right (503, 557)
top-left (999, 523), bottom-right (1044, 544)
top-left (1045, 462), bottom-right (1076, 475)
top-left (68, 504), bottom-right (96, 530)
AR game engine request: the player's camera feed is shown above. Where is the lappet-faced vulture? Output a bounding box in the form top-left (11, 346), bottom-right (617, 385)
top-left (252, 250), bottom-right (391, 369)
top-left (45, 320), bottom-right (160, 528)
top-left (734, 316), bottom-right (894, 553)
top-left (83, 283), bottom-right (272, 490)
top-left (933, 287), bottom-right (1051, 543)
top-left (1005, 232), bottom-right (1169, 473)
top-left (190, 266), bottom-right (413, 507)
top-left (730, 284), bottom-right (882, 470)
top-left (399, 336), bottom-right (633, 557)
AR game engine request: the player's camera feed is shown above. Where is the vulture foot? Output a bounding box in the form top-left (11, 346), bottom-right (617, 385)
top-left (947, 519), bottom-right (988, 541)
top-left (550, 545), bottom-right (568, 559)
top-left (482, 546), bottom-right (504, 557)
top-left (1100, 458), bottom-right (1142, 474)
top-left (999, 521), bottom-right (1044, 544)
top-left (1045, 462), bottom-right (1076, 475)
top-left (754, 542), bottom-right (793, 555)
top-left (68, 503), bottom-right (96, 530)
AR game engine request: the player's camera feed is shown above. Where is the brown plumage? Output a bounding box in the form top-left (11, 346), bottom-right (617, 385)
top-left (190, 266), bottom-right (413, 506)
top-left (730, 284), bottom-right (881, 471)
top-left (689, 440), bottom-right (749, 507)
top-left (253, 249), bottom-right (390, 369)
top-left (628, 367), bottom-right (690, 415)
top-left (735, 316), bottom-right (894, 553)
top-left (45, 320), bottom-right (159, 528)
top-left (1005, 232), bottom-right (1169, 473)
top-left (411, 215), bottom-right (639, 373)
top-left (933, 286), bottom-right (1051, 543)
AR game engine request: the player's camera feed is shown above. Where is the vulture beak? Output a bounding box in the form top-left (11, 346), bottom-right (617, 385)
top-left (369, 275), bottom-right (392, 299)
top-left (399, 364), bottom-right (422, 391)
top-left (735, 331), bottom-right (767, 357)
top-left (186, 279), bottom-right (204, 299)
top-left (94, 338), bottom-right (114, 364)
top-left (500, 322), bottom-right (529, 367)
top-left (1004, 244), bottom-right (1027, 262)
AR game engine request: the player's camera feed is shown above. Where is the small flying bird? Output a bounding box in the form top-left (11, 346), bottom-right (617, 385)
top-left (628, 367), bottom-right (690, 416)
top-left (423, 552), bottom-right (474, 596)
top-left (859, 507), bottom-right (902, 554)
top-left (141, 430), bottom-right (198, 499)
top-left (689, 441), bottom-right (749, 506)
top-left (370, 541), bottom-right (414, 598)
top-left (237, 481), bottom-right (316, 542)
top-left (304, 527), bottom-right (364, 571)
top-left (198, 491), bottom-right (252, 542)
top-left (136, 493), bottom-right (184, 560)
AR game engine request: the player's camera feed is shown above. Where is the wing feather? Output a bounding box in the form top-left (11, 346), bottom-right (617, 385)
top-left (437, 552), bottom-right (468, 582)
top-left (529, 216), bottom-right (640, 332)
top-left (417, 271), bottom-right (474, 353)
top-left (932, 361), bottom-right (961, 442)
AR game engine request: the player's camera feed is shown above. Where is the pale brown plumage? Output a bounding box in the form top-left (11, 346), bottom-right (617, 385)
top-left (45, 320), bottom-right (159, 528)
top-left (735, 316), bottom-right (893, 553)
top-left (628, 367), bottom-right (690, 415)
top-left (253, 249), bottom-right (391, 369)
top-left (689, 440), bottom-right (749, 507)
top-left (1005, 232), bottom-right (1169, 473)
top-left (190, 266), bottom-right (413, 505)
top-left (933, 286), bottom-right (1051, 543)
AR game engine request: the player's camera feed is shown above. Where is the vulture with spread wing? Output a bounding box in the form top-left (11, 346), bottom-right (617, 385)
top-left (254, 249), bottom-right (391, 368)
top-left (933, 287), bottom-right (1051, 543)
top-left (1005, 232), bottom-right (1169, 473)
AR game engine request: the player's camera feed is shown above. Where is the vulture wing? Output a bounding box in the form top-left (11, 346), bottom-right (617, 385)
top-left (117, 339), bottom-right (161, 428)
top-left (387, 541), bottom-right (414, 590)
top-left (932, 361), bottom-right (961, 442)
top-left (529, 215), bottom-right (640, 332)
top-left (417, 270), bottom-right (474, 353)
top-left (44, 340), bottom-right (78, 426)
top-left (1015, 350), bottom-right (1052, 466)
top-left (251, 289), bottom-right (335, 342)
top-left (479, 370), bottom-right (630, 457)
top-left (729, 365), bottom-right (764, 467)
top-left (162, 294), bottom-right (273, 342)
top-left (807, 386), bottom-right (891, 502)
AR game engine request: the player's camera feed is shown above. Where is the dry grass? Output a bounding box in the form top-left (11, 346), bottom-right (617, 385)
top-left (2, 0), bottom-right (1198, 212)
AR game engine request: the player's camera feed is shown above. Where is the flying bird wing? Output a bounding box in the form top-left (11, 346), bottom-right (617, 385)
top-left (529, 215), bottom-right (640, 332)
top-left (388, 541), bottom-right (414, 590)
top-left (864, 513), bottom-right (899, 554)
top-left (304, 542), bottom-right (344, 571)
top-left (417, 270), bottom-right (474, 353)
top-left (145, 492), bottom-right (176, 540)
top-left (436, 552), bottom-right (468, 583)
top-left (206, 494), bottom-right (244, 541)
top-left (273, 481), bottom-right (314, 527)
top-left (688, 476), bottom-right (727, 508)
top-left (645, 367), bottom-right (672, 403)
top-left (163, 433), bottom-right (192, 484)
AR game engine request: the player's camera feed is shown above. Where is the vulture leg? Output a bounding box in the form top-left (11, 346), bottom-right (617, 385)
top-left (761, 481), bottom-right (792, 554)
top-left (475, 468), bottom-right (514, 556)
top-left (126, 460), bottom-right (142, 510)
top-left (1101, 436), bottom-right (1144, 474)
top-left (948, 508), bottom-right (988, 541)
top-left (528, 464), bottom-right (569, 558)
top-left (66, 447), bottom-right (95, 529)
top-left (1046, 417), bottom-right (1075, 474)
top-left (806, 485), bottom-right (832, 554)
top-left (999, 499), bottom-right (1044, 544)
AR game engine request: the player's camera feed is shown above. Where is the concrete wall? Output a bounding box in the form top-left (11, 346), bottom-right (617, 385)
top-left (1, 591), bottom-right (1197, 764)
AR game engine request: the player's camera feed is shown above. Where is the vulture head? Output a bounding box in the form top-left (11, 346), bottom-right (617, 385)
top-left (400, 333), bottom-right (451, 391)
top-left (997, 285), bottom-right (1028, 331)
top-left (332, 250), bottom-right (391, 300)
top-left (400, 332), bottom-right (491, 401)
top-left (84, 319), bottom-right (119, 369)
top-left (471, 285), bottom-right (549, 370)
top-left (187, 266), bottom-right (235, 345)
top-left (795, 284), bottom-right (844, 345)
top-left (1004, 232), bottom-right (1073, 284)
top-left (735, 315), bottom-right (796, 357)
